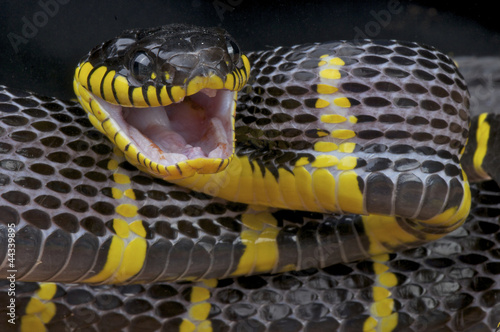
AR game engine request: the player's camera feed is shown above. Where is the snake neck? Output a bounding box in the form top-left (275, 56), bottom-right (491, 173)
top-left (174, 41), bottom-right (471, 234)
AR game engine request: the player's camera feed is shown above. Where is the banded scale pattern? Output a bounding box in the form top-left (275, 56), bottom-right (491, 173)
top-left (2, 179), bottom-right (500, 331)
top-left (173, 40), bottom-right (471, 232)
top-left (0, 85), bottom-right (413, 285)
top-left (463, 112), bottom-right (500, 186)
top-left (0, 23), bottom-right (496, 330)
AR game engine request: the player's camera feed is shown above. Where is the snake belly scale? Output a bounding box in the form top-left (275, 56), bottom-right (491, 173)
top-left (0, 24), bottom-right (499, 331)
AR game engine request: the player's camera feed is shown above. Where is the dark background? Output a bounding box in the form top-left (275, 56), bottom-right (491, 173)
top-left (0, 0), bottom-right (499, 101)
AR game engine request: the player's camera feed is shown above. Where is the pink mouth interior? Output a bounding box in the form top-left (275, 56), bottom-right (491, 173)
top-left (96, 88), bottom-right (235, 166)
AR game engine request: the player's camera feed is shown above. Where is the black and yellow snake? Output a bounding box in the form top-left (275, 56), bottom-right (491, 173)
top-left (1, 24), bottom-right (499, 331)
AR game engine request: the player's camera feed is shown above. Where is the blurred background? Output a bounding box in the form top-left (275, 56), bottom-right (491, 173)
top-left (0, 0), bottom-right (498, 101)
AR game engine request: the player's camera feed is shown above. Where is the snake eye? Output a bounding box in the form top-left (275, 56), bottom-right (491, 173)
top-left (225, 37), bottom-right (240, 64)
top-left (130, 51), bottom-right (154, 82)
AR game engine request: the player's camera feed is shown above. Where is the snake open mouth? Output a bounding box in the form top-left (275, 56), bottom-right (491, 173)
top-left (73, 25), bottom-right (250, 179)
top-left (93, 88), bottom-right (236, 170)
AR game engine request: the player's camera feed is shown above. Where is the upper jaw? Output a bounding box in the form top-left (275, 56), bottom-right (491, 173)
top-left (92, 87), bottom-right (237, 179)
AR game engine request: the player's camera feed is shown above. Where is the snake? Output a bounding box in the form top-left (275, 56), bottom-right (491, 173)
top-left (0, 23), bottom-right (499, 331)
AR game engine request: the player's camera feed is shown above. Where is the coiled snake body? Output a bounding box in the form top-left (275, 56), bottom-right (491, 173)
top-left (0, 24), bottom-right (499, 331)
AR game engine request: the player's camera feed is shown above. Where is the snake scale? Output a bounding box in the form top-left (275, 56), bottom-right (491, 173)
top-left (0, 24), bottom-right (500, 331)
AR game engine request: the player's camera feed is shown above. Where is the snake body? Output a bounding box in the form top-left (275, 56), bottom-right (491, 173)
top-left (0, 24), bottom-right (499, 331)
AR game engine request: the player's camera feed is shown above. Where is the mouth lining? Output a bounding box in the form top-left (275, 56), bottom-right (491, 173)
top-left (93, 88), bottom-right (235, 167)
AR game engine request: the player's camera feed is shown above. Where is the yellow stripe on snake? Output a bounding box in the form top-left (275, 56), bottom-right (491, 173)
top-left (1, 24), bottom-right (499, 331)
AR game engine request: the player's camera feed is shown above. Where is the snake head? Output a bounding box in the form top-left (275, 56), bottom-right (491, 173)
top-left (73, 24), bottom-right (250, 180)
